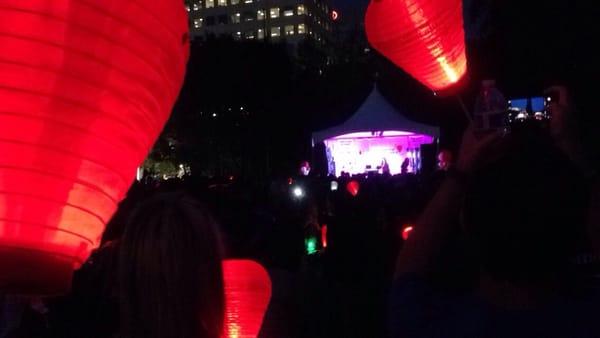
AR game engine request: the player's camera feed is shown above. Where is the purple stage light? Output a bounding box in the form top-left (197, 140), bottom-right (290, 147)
top-left (324, 131), bottom-right (434, 176)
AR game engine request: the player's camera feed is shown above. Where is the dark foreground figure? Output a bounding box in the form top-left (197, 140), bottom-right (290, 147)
top-left (390, 88), bottom-right (600, 338)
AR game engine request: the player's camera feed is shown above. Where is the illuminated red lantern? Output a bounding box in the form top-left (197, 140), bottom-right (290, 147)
top-left (0, 0), bottom-right (189, 294)
top-left (402, 225), bottom-right (414, 241)
top-left (365, 0), bottom-right (468, 92)
top-left (222, 259), bottom-right (272, 338)
top-left (346, 180), bottom-right (360, 197)
top-left (332, 10), bottom-right (339, 21)
top-left (321, 224), bottom-right (328, 249)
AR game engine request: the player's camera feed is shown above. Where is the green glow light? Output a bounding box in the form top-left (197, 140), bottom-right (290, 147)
top-left (305, 237), bottom-right (318, 255)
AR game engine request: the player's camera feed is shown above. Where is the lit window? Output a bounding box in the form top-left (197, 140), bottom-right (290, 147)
top-left (193, 18), bottom-right (203, 28)
top-left (283, 8), bottom-right (294, 17)
top-left (297, 4), bottom-right (306, 15)
top-left (235, 31), bottom-right (242, 40)
top-left (258, 28), bottom-right (265, 40)
top-left (284, 25), bottom-right (294, 36)
top-left (218, 0), bottom-right (227, 6)
top-left (205, 0), bottom-right (215, 8)
top-left (245, 31), bottom-right (256, 39)
top-left (232, 13), bottom-right (241, 23)
top-left (243, 11), bottom-right (254, 22)
top-left (298, 23), bottom-right (306, 34)
top-left (244, 0), bottom-right (252, 3)
top-left (271, 26), bottom-right (281, 37)
top-left (231, 0), bottom-right (239, 4)
top-left (257, 10), bottom-right (265, 20)
top-left (270, 7), bottom-right (280, 18)
top-left (192, 3), bottom-right (199, 10)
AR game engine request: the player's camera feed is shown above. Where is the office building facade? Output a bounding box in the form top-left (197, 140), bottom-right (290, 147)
top-left (185, 0), bottom-right (334, 47)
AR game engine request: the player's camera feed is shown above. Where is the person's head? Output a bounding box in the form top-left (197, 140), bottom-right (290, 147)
top-left (462, 129), bottom-right (587, 285)
top-left (119, 192), bottom-right (224, 338)
top-left (437, 150), bottom-right (453, 171)
top-left (101, 183), bottom-right (146, 245)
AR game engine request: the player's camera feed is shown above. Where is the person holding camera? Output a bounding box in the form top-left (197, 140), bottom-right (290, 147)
top-left (389, 86), bottom-right (600, 338)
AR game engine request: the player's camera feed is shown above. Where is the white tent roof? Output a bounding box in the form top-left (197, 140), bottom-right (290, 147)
top-left (312, 87), bottom-right (440, 144)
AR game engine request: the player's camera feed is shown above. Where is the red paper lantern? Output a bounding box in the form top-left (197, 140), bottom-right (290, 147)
top-left (222, 259), bottom-right (272, 338)
top-left (346, 180), bottom-right (360, 197)
top-left (0, 0), bottom-right (189, 294)
top-left (365, 0), bottom-right (467, 92)
top-left (321, 224), bottom-right (328, 249)
top-left (332, 10), bottom-right (339, 21)
top-left (402, 225), bottom-right (414, 241)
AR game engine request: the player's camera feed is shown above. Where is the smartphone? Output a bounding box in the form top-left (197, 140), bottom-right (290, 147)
top-left (507, 95), bottom-right (555, 129)
top-left (508, 96), bottom-right (550, 120)
top-left (508, 97), bottom-right (545, 112)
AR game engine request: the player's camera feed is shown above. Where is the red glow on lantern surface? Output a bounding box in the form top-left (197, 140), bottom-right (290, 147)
top-left (0, 0), bottom-right (189, 294)
top-left (332, 10), bottom-right (339, 21)
top-left (365, 0), bottom-right (467, 91)
top-left (223, 260), bottom-right (272, 338)
top-left (402, 226), bottom-right (414, 241)
top-left (321, 224), bottom-right (328, 248)
top-left (346, 181), bottom-right (360, 197)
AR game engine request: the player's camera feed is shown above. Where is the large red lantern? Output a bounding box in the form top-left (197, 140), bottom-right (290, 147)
top-left (0, 0), bottom-right (189, 294)
top-left (222, 260), bottom-right (272, 338)
top-left (346, 180), bottom-right (360, 197)
top-left (365, 0), bottom-right (468, 92)
top-left (402, 225), bottom-right (414, 241)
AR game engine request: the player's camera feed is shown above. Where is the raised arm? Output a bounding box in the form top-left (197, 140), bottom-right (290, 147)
top-left (395, 127), bottom-right (502, 278)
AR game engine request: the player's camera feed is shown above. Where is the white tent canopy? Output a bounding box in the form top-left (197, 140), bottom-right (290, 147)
top-left (312, 86), bottom-right (439, 145)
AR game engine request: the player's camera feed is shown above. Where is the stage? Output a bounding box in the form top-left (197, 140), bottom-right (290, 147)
top-left (313, 87), bottom-right (439, 177)
top-left (324, 131), bottom-right (435, 176)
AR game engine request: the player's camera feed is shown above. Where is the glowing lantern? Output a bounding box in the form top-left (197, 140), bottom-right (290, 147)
top-left (365, 0), bottom-right (468, 92)
top-left (402, 226), bottom-right (414, 241)
top-left (332, 10), bottom-right (339, 21)
top-left (321, 224), bottom-right (328, 249)
top-left (0, 0), bottom-right (189, 294)
top-left (346, 180), bottom-right (360, 197)
top-left (223, 260), bottom-right (272, 338)
top-left (305, 236), bottom-right (318, 255)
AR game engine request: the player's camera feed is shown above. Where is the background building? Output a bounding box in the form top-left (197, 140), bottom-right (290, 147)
top-left (185, 0), bottom-right (335, 49)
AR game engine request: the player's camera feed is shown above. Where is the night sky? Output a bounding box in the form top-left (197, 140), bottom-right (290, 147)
top-left (332, 0), bottom-right (369, 14)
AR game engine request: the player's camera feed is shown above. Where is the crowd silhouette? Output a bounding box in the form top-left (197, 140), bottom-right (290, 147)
top-left (1, 87), bottom-right (599, 338)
